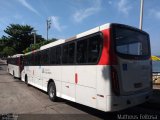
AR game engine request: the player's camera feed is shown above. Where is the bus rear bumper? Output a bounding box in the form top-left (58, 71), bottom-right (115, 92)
top-left (107, 90), bottom-right (152, 112)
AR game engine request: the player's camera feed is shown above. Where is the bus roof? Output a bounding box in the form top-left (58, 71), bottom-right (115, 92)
top-left (8, 54), bottom-right (23, 58)
top-left (40, 39), bottom-right (65, 50)
top-left (24, 49), bottom-right (40, 56)
top-left (76, 23), bottom-right (110, 39)
top-left (24, 23), bottom-right (111, 53)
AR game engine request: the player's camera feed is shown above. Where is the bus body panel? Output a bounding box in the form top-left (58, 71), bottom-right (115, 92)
top-left (21, 69), bottom-right (25, 82)
top-left (61, 66), bottom-right (76, 101)
top-left (75, 66), bottom-right (97, 88)
top-left (76, 85), bottom-right (97, 109)
top-left (106, 90), bottom-right (151, 111)
top-left (96, 65), bottom-right (111, 111)
top-left (8, 64), bottom-right (20, 78)
top-left (7, 54), bottom-right (23, 78)
top-left (34, 66), bottom-right (43, 90)
top-left (26, 66), bottom-right (34, 85)
top-left (61, 66), bottom-right (75, 83)
top-left (61, 82), bottom-right (75, 102)
top-left (75, 65), bottom-right (100, 109)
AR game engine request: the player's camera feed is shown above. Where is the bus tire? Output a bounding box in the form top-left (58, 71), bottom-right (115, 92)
top-left (48, 82), bottom-right (57, 102)
top-left (25, 75), bottom-right (29, 86)
top-left (13, 71), bottom-right (15, 79)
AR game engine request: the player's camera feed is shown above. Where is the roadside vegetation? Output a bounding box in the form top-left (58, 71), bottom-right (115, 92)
top-left (0, 24), bottom-right (57, 58)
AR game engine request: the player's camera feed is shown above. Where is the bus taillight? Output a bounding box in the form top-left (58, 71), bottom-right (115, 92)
top-left (111, 66), bottom-right (120, 95)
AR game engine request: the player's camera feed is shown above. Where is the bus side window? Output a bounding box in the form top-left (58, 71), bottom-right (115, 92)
top-left (56, 46), bottom-right (61, 64)
top-left (76, 39), bottom-right (87, 64)
top-left (41, 50), bottom-right (45, 65)
top-left (62, 44), bottom-right (68, 64)
top-left (88, 36), bottom-right (101, 63)
top-left (28, 55), bottom-right (31, 65)
top-left (50, 47), bottom-right (56, 65)
top-left (34, 52), bottom-right (40, 65)
top-left (46, 49), bottom-right (50, 65)
top-left (37, 52), bottom-right (40, 65)
top-left (68, 43), bottom-right (75, 64)
top-left (32, 53), bottom-right (35, 65)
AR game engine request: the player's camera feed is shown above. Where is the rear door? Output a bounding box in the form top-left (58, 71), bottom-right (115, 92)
top-left (113, 25), bottom-right (152, 95)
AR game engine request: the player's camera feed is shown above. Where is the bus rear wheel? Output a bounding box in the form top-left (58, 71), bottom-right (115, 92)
top-left (48, 82), bottom-right (56, 102)
top-left (13, 71), bottom-right (15, 79)
top-left (25, 75), bottom-right (29, 86)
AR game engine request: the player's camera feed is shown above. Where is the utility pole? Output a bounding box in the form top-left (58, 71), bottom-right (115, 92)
top-left (47, 18), bottom-right (52, 40)
top-left (139, 0), bottom-right (144, 30)
top-left (32, 30), bottom-right (37, 44)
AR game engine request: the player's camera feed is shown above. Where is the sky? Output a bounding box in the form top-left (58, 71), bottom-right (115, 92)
top-left (0, 0), bottom-right (160, 55)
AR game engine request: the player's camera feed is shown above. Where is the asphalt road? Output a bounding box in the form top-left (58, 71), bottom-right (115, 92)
top-left (0, 62), bottom-right (160, 120)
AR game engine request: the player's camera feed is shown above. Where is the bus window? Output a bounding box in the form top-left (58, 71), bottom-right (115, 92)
top-left (50, 47), bottom-right (56, 64)
top-left (41, 49), bottom-right (49, 65)
top-left (76, 39), bottom-right (87, 64)
top-left (62, 44), bottom-right (68, 64)
top-left (55, 46), bottom-right (61, 64)
top-left (35, 52), bottom-right (40, 65)
top-left (68, 43), bottom-right (75, 64)
top-left (88, 36), bottom-right (102, 63)
top-left (114, 27), bottom-right (150, 59)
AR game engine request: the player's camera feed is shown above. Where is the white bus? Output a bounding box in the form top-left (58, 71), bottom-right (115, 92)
top-left (7, 54), bottom-right (23, 78)
top-left (21, 23), bottom-right (152, 112)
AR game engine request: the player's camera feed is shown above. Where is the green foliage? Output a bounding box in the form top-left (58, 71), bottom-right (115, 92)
top-left (2, 47), bottom-right (16, 57)
top-left (0, 24), bottom-right (58, 57)
top-left (1, 24), bottom-right (45, 55)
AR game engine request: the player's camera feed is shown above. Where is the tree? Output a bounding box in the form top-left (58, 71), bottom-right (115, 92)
top-left (2, 47), bottom-right (16, 57)
top-left (0, 36), bottom-right (10, 57)
top-left (3, 24), bottom-right (45, 53)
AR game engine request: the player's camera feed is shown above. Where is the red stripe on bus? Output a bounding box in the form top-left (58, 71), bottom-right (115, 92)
top-left (98, 29), bottom-right (111, 65)
top-left (98, 28), bottom-right (117, 65)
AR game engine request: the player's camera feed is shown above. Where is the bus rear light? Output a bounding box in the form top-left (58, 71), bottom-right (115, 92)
top-left (111, 67), bottom-right (120, 95)
top-left (110, 54), bottom-right (118, 65)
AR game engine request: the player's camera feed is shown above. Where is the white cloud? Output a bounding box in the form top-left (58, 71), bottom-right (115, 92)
top-left (50, 16), bottom-right (65, 32)
top-left (17, 0), bottom-right (40, 16)
top-left (73, 0), bottom-right (101, 22)
top-left (117, 0), bottom-right (132, 15)
top-left (149, 9), bottom-right (160, 19)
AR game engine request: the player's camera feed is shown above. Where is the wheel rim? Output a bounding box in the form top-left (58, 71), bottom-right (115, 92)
top-left (49, 85), bottom-right (55, 98)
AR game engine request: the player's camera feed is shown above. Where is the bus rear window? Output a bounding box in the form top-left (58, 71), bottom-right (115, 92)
top-left (114, 27), bottom-right (150, 58)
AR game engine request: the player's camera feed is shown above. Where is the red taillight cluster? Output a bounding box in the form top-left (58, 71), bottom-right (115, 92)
top-left (111, 66), bottom-right (120, 95)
